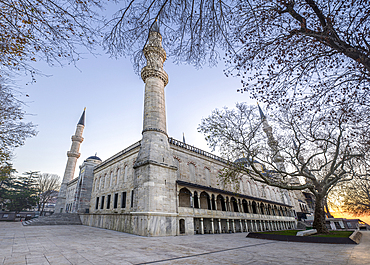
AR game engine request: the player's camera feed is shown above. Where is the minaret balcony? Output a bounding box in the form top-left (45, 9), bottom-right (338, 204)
top-left (141, 67), bottom-right (168, 86)
top-left (67, 151), bottom-right (81, 158)
top-left (71, 135), bottom-right (84, 142)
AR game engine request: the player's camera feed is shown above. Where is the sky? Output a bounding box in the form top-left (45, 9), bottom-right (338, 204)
top-left (13, 46), bottom-right (254, 179)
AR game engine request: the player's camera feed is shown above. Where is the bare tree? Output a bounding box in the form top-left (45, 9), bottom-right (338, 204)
top-left (342, 177), bottom-right (370, 216)
top-left (198, 103), bottom-right (367, 233)
top-left (1, 0), bottom-right (101, 77)
top-left (36, 173), bottom-right (60, 215)
top-left (329, 175), bottom-right (370, 217)
top-left (104, 0), bottom-right (370, 117)
top-left (0, 79), bottom-right (37, 166)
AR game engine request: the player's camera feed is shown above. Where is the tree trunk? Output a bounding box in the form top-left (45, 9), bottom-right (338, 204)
top-left (323, 196), bottom-right (333, 218)
top-left (313, 194), bottom-right (329, 234)
top-left (40, 201), bottom-right (46, 216)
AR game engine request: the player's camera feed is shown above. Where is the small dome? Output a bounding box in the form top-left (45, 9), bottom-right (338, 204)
top-left (234, 157), bottom-right (250, 164)
top-left (86, 155), bottom-right (102, 161)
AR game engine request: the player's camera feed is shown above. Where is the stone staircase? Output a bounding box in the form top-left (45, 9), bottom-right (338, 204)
top-left (22, 213), bottom-right (82, 226)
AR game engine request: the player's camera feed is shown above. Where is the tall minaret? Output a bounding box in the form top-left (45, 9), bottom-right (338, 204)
top-left (133, 22), bottom-right (177, 236)
top-left (258, 104), bottom-right (285, 171)
top-left (135, 21), bottom-right (172, 165)
top-left (55, 109), bottom-right (85, 213)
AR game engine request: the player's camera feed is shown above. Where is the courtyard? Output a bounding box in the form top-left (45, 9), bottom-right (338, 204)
top-left (0, 222), bottom-right (369, 264)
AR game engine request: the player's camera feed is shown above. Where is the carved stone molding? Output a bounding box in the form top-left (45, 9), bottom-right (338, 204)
top-left (141, 67), bottom-right (169, 86)
top-left (142, 127), bottom-right (168, 136)
top-left (67, 151), bottom-right (81, 158)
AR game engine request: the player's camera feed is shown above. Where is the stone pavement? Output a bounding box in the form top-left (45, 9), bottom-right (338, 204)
top-left (0, 222), bottom-right (369, 265)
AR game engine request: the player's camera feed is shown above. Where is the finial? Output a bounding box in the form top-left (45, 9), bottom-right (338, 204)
top-left (95, 152), bottom-right (97, 156)
top-left (183, 132), bottom-right (186, 144)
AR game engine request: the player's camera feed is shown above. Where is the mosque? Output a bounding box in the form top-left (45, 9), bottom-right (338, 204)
top-left (54, 22), bottom-right (311, 236)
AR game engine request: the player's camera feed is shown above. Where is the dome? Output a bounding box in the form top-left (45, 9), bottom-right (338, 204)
top-left (86, 155), bottom-right (102, 161)
top-left (234, 157), bottom-right (250, 164)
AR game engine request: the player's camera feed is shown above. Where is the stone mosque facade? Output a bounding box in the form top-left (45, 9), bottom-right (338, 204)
top-left (55, 23), bottom-right (310, 236)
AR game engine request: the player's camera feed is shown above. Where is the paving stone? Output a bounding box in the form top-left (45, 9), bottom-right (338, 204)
top-left (1, 222), bottom-right (369, 265)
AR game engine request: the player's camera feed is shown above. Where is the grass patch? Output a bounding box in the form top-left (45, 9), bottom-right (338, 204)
top-left (259, 230), bottom-right (300, 236)
top-left (311, 231), bottom-right (352, 238)
top-left (258, 230), bottom-right (352, 238)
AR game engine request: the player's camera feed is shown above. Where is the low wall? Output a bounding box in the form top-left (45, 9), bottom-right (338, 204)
top-left (79, 213), bottom-right (178, 237)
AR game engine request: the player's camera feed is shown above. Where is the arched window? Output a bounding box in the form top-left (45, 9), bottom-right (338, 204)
top-left (99, 176), bottom-right (102, 190)
top-left (270, 189), bottom-right (276, 201)
top-left (116, 168), bottom-right (121, 185)
top-left (267, 205), bottom-right (272, 215)
top-left (252, 201), bottom-right (258, 214)
top-left (124, 166), bottom-right (128, 182)
top-left (217, 195), bottom-right (226, 211)
top-left (179, 188), bottom-right (191, 207)
top-left (205, 168), bottom-right (211, 186)
top-left (254, 183), bottom-right (259, 197)
top-left (200, 191), bottom-right (211, 210)
top-left (260, 203), bottom-right (265, 215)
top-left (242, 199), bottom-right (249, 213)
top-left (103, 174), bottom-right (108, 189)
top-left (189, 163), bottom-right (196, 182)
top-left (246, 181), bottom-right (252, 195)
top-left (261, 186), bottom-right (266, 198)
top-left (109, 171), bottom-right (113, 187)
top-left (265, 188), bottom-right (271, 200)
top-left (231, 197), bottom-right (239, 212)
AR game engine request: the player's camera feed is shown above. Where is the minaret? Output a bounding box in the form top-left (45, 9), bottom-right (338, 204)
top-left (257, 104), bottom-right (285, 171)
top-left (55, 109), bottom-right (85, 213)
top-left (133, 21), bottom-right (177, 236)
top-left (135, 21), bottom-right (172, 165)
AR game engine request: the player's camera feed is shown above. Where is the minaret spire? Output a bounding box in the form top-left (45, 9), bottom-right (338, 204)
top-left (258, 104), bottom-right (285, 172)
top-left (55, 109), bottom-right (85, 213)
top-left (257, 103), bottom-right (266, 120)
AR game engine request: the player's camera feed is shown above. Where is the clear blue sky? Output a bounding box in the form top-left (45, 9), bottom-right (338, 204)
top-left (13, 47), bottom-right (254, 178)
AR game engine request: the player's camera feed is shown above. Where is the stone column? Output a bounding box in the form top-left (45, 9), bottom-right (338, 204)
top-left (239, 219), bottom-right (243, 233)
top-left (248, 202), bottom-right (252, 213)
top-left (200, 218), bottom-right (204, 234)
top-left (226, 219), bottom-right (230, 233)
top-left (218, 219), bottom-right (221, 233)
top-left (211, 218), bottom-right (214, 234)
top-left (232, 219), bottom-right (236, 233)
